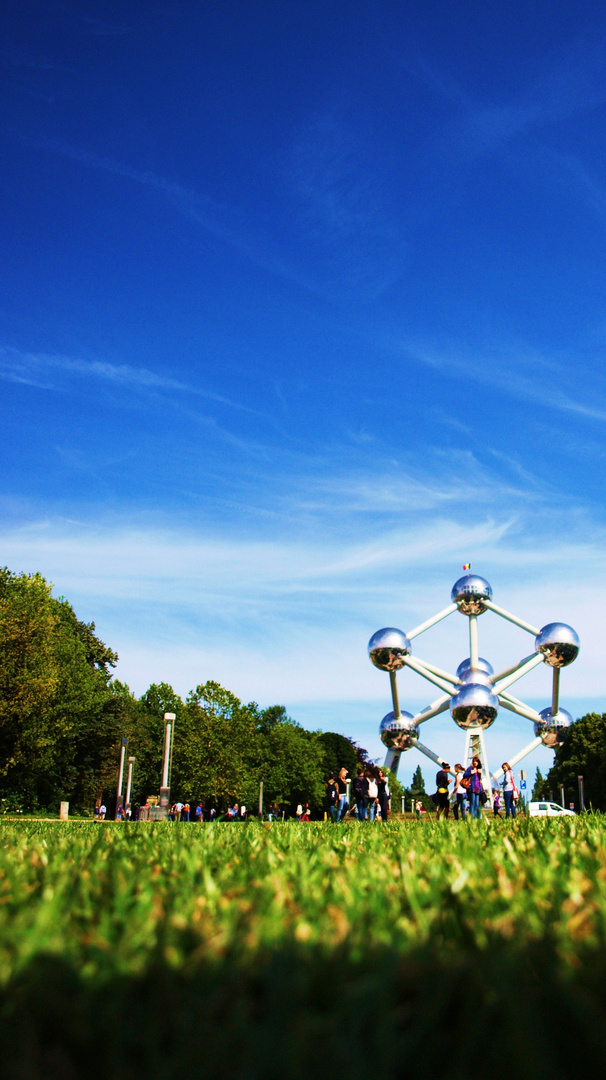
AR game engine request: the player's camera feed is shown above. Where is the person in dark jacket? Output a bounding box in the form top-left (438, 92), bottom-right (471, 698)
top-left (353, 767), bottom-right (369, 820)
top-left (435, 763), bottom-right (451, 820)
top-left (377, 770), bottom-right (390, 822)
top-left (325, 776), bottom-right (339, 821)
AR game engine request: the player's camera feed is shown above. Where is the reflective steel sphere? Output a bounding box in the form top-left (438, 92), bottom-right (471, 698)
top-left (451, 574), bottom-right (493, 615)
top-left (533, 707), bottom-right (573, 748)
top-left (458, 668), bottom-right (493, 687)
top-left (379, 710), bottom-right (418, 750)
top-left (456, 657), bottom-right (494, 679)
top-left (535, 623), bottom-right (580, 668)
top-left (450, 683), bottom-right (499, 730)
top-left (368, 627), bottom-right (411, 671)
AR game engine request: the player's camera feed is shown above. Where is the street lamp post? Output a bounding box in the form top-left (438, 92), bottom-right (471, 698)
top-left (125, 756), bottom-right (135, 813)
top-left (160, 713), bottom-right (176, 811)
top-left (116, 738), bottom-right (128, 819)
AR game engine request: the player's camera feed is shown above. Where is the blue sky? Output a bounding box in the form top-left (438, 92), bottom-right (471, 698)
top-left (2, 0), bottom-right (606, 788)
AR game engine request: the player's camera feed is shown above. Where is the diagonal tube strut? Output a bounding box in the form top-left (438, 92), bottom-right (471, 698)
top-left (483, 599), bottom-right (539, 635)
top-left (403, 655), bottom-right (458, 695)
top-left (412, 694), bottom-right (452, 726)
top-left (492, 737), bottom-right (543, 781)
top-left (493, 652), bottom-right (544, 694)
top-left (407, 603), bottom-right (458, 640)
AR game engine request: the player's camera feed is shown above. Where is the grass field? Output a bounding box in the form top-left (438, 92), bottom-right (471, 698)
top-left (1, 817), bottom-right (605, 1079)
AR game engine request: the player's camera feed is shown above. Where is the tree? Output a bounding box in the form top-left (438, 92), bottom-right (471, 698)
top-left (317, 732), bottom-right (359, 781)
top-left (385, 769), bottom-right (405, 812)
top-left (0, 568), bottom-right (118, 811)
top-left (532, 767), bottom-right (548, 800)
top-left (177, 681), bottom-right (259, 809)
top-left (411, 764), bottom-right (426, 793)
top-left (545, 713), bottom-right (606, 810)
top-left (255, 720), bottom-right (326, 815)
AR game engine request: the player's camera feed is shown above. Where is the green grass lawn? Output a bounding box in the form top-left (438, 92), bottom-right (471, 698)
top-left (1, 817), bottom-right (605, 1078)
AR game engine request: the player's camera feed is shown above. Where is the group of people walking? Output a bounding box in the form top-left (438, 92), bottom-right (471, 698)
top-left (325, 766), bottom-right (391, 822)
top-left (435, 758), bottom-right (519, 820)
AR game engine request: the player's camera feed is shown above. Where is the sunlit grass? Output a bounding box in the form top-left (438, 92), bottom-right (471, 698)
top-left (1, 817), bottom-right (606, 1077)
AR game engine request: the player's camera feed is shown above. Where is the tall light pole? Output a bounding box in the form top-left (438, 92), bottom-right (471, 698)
top-left (116, 738), bottom-right (128, 819)
top-left (125, 756), bottom-right (135, 812)
top-left (160, 713), bottom-right (176, 811)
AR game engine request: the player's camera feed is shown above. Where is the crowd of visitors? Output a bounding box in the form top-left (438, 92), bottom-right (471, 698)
top-left (97, 756), bottom-right (521, 824)
top-left (323, 765), bottom-right (391, 822)
top-left (432, 758), bottom-right (520, 820)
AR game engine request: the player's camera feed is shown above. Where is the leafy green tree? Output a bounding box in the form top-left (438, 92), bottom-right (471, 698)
top-left (532, 767), bottom-right (548, 800)
top-left (385, 769), bottom-right (405, 812)
top-left (255, 719), bottom-right (326, 815)
top-left (0, 568), bottom-right (118, 812)
top-left (411, 764), bottom-right (426, 794)
top-left (176, 681), bottom-right (258, 809)
top-left (545, 713), bottom-right (606, 810)
top-left (317, 732), bottom-right (359, 781)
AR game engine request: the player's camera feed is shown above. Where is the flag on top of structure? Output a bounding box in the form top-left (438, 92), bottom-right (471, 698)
top-left (462, 563), bottom-right (471, 570)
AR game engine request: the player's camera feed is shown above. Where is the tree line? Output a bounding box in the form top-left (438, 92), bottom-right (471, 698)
top-left (0, 568), bottom-right (405, 815)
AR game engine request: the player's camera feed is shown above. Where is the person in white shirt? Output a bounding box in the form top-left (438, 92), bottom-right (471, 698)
top-left (453, 763), bottom-right (467, 821)
top-left (366, 771), bottom-right (379, 821)
top-left (501, 762), bottom-right (518, 819)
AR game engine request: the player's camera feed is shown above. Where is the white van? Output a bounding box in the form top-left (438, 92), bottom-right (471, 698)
top-left (528, 801), bottom-right (575, 817)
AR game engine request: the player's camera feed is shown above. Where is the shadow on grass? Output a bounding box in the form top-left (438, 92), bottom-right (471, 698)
top-left (3, 935), bottom-right (606, 1080)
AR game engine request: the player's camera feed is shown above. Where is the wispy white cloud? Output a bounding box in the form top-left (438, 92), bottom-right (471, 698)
top-left (402, 338), bottom-right (606, 423)
top-left (410, 37), bottom-right (606, 166)
top-left (18, 135), bottom-right (330, 297)
top-left (0, 346), bottom-right (251, 411)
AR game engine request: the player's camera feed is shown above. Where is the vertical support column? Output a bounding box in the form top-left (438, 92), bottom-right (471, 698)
top-left (463, 728), bottom-right (472, 770)
top-left (552, 667), bottom-right (560, 715)
top-left (469, 615), bottom-right (479, 670)
top-left (383, 747), bottom-right (402, 776)
top-left (463, 727), bottom-right (492, 812)
top-left (477, 726), bottom-right (493, 802)
top-left (258, 780), bottom-right (264, 818)
top-left (389, 670), bottom-right (401, 719)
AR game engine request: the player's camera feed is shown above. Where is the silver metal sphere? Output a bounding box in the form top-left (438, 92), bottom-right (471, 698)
top-left (458, 668), bottom-right (493, 687)
top-left (533, 707), bottom-right (573, 748)
top-left (379, 710), bottom-right (418, 750)
top-left (451, 574), bottom-right (493, 615)
top-left (368, 627), bottom-right (411, 671)
top-left (450, 683), bottom-right (499, 730)
top-left (456, 657), bottom-right (494, 679)
top-left (535, 623), bottom-right (580, 668)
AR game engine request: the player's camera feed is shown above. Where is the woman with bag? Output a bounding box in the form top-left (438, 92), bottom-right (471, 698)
top-left (463, 756), bottom-right (483, 819)
top-left (501, 762), bottom-right (518, 819)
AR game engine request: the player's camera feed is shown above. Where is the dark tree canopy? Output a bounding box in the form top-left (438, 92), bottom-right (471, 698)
top-left (545, 713), bottom-right (606, 810)
top-left (411, 765), bottom-right (426, 793)
top-left (317, 732), bottom-right (359, 781)
top-left (0, 567), bottom-right (118, 810)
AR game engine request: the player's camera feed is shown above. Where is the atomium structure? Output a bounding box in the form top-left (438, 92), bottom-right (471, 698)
top-left (368, 573), bottom-right (580, 792)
